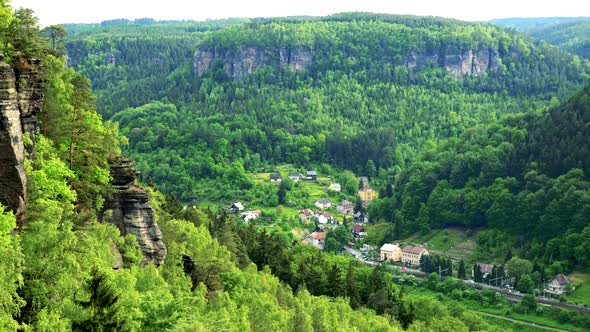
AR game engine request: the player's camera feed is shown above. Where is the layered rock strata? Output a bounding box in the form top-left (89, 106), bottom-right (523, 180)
top-left (103, 156), bottom-right (167, 265)
top-left (194, 44), bottom-right (502, 79)
top-left (0, 55), bottom-right (43, 225)
top-left (193, 45), bottom-right (312, 80)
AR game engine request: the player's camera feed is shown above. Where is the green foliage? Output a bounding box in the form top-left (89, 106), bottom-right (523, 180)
top-left (372, 84), bottom-right (590, 269)
top-left (0, 205), bottom-right (24, 331)
top-left (492, 17), bottom-right (590, 59)
top-left (71, 269), bottom-right (128, 331)
top-left (41, 55), bottom-right (123, 211)
top-left (0, 6), bottom-right (45, 60)
top-left (66, 14), bottom-right (590, 203)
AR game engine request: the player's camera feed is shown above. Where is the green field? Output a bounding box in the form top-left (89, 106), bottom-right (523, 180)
top-left (404, 227), bottom-right (478, 261)
top-left (565, 271), bottom-right (590, 306)
top-left (404, 283), bottom-right (585, 332)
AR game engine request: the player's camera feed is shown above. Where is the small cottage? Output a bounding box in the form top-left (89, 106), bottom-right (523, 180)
top-left (547, 274), bottom-right (570, 295)
top-left (314, 198), bottom-right (332, 209)
top-left (304, 232), bottom-right (326, 250)
top-left (336, 200), bottom-right (354, 215)
top-left (352, 224), bottom-right (366, 239)
top-left (306, 171), bottom-right (318, 180)
top-left (298, 209), bottom-right (314, 222)
top-left (329, 183), bottom-right (341, 192)
top-left (240, 210), bottom-right (261, 222)
top-left (230, 202), bottom-right (245, 213)
top-left (270, 173), bottom-right (282, 183)
top-left (288, 173), bottom-right (304, 182)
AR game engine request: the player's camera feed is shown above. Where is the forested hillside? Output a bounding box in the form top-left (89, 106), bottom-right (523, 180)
top-left (490, 17), bottom-right (590, 59)
top-left (0, 4), bottom-right (531, 331)
top-left (3, 4), bottom-right (590, 330)
top-left (63, 18), bottom-right (249, 117)
top-left (67, 14), bottom-right (590, 200)
top-left (369, 83), bottom-right (590, 271)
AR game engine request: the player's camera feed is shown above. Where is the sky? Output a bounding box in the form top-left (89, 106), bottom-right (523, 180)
top-left (10, 0), bottom-right (590, 26)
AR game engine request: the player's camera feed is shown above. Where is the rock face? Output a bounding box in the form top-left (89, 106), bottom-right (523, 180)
top-left (405, 47), bottom-right (501, 77)
top-left (103, 156), bottom-right (167, 265)
top-left (194, 42), bottom-right (501, 80)
top-left (0, 55), bottom-right (43, 225)
top-left (193, 45), bottom-right (312, 80)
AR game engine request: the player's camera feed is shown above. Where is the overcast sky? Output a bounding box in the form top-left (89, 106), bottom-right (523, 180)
top-left (10, 0), bottom-right (590, 26)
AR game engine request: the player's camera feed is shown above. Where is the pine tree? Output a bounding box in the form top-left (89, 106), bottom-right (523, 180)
top-left (473, 264), bottom-right (483, 282)
top-left (458, 259), bottom-right (466, 279)
top-left (327, 264), bottom-right (345, 297)
top-left (72, 269), bottom-right (127, 332)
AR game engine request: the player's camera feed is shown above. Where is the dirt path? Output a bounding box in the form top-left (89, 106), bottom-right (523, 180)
top-left (479, 312), bottom-right (572, 332)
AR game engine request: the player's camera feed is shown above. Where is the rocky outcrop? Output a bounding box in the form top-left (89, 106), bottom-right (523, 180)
top-left (193, 45), bottom-right (312, 80)
top-left (194, 42), bottom-right (500, 80)
top-left (0, 55), bottom-right (43, 225)
top-left (103, 156), bottom-right (166, 266)
top-left (405, 47), bottom-right (500, 77)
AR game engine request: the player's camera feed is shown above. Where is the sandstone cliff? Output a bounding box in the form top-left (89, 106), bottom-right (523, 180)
top-left (193, 45), bottom-right (312, 80)
top-left (103, 156), bottom-right (167, 266)
top-left (405, 47), bottom-right (501, 77)
top-left (193, 44), bottom-right (501, 80)
top-left (0, 55), bottom-right (43, 225)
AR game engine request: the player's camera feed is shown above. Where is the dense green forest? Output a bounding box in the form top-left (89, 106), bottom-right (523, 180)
top-left (2, 4), bottom-right (556, 331)
top-left (3, 5), bottom-right (590, 330)
top-left (490, 17), bottom-right (590, 59)
top-left (369, 84), bottom-right (590, 273)
top-left (65, 14), bottom-right (590, 202)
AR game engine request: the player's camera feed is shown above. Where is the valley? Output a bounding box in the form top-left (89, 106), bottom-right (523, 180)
top-left (1, 3), bottom-right (590, 331)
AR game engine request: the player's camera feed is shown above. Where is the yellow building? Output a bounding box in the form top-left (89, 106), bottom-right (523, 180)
top-left (358, 187), bottom-right (377, 201)
top-left (380, 243), bottom-right (402, 261)
top-left (401, 245), bottom-right (429, 266)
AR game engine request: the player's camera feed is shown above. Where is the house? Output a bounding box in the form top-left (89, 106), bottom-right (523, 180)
top-left (329, 183), bottom-right (341, 192)
top-left (472, 263), bottom-right (494, 279)
top-left (229, 202), bottom-right (245, 213)
top-left (336, 200), bottom-right (354, 215)
top-left (304, 232), bottom-right (326, 250)
top-left (314, 198), bottom-right (332, 209)
top-left (270, 173), bottom-right (282, 183)
top-left (240, 210), bottom-right (261, 222)
top-left (288, 173), bottom-right (304, 182)
top-left (358, 187), bottom-right (377, 202)
top-left (380, 243), bottom-right (402, 262)
top-left (298, 209), bottom-right (314, 222)
top-left (315, 211), bottom-right (333, 224)
top-left (352, 224), bottom-right (367, 239)
top-left (306, 171), bottom-right (318, 180)
top-left (314, 212), bottom-right (329, 224)
top-left (547, 274), bottom-right (570, 295)
top-left (401, 245), bottom-right (429, 266)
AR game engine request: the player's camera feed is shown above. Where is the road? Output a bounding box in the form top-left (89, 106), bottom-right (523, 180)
top-left (342, 247), bottom-right (590, 315)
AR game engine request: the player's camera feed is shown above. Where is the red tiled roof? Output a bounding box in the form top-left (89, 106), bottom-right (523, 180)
top-left (352, 224), bottom-right (365, 232)
top-left (477, 263), bottom-right (494, 274)
top-left (402, 245), bottom-right (427, 254)
top-left (310, 232), bottom-right (326, 240)
top-left (553, 273), bottom-right (570, 285)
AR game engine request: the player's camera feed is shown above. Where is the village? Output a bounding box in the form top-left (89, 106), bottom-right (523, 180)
top-left (223, 168), bottom-right (576, 300)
